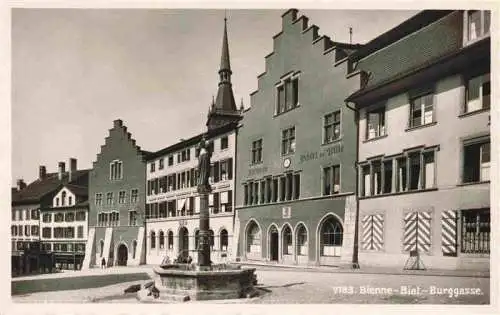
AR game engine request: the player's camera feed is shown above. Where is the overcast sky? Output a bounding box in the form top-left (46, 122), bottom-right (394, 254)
top-left (12, 8), bottom-right (418, 185)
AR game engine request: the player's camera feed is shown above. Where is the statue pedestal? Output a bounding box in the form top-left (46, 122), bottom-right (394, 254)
top-left (197, 184), bottom-right (212, 267)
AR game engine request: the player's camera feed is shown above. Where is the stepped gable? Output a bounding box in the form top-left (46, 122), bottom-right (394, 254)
top-left (93, 119), bottom-right (150, 167)
top-left (249, 9), bottom-right (363, 101)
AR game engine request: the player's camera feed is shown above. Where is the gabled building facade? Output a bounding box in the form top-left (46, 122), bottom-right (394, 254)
top-left (11, 160), bottom-right (89, 275)
top-left (144, 18), bottom-right (242, 265)
top-left (40, 181), bottom-right (89, 270)
top-left (346, 10), bottom-right (491, 270)
top-left (235, 9), bottom-right (361, 266)
top-left (85, 119), bottom-right (149, 268)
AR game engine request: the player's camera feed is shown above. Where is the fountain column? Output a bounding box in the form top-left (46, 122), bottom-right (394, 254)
top-left (197, 184), bottom-right (212, 268)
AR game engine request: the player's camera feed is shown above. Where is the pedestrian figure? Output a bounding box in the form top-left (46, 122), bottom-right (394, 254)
top-left (101, 257), bottom-right (106, 269)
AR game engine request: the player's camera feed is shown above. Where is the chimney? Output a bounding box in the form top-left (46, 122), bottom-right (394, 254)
top-left (17, 179), bottom-right (26, 191)
top-left (69, 158), bottom-right (77, 182)
top-left (58, 162), bottom-right (66, 180)
top-left (39, 165), bottom-right (47, 180)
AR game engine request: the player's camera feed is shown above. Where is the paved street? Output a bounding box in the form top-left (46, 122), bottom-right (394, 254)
top-left (11, 265), bottom-right (489, 304)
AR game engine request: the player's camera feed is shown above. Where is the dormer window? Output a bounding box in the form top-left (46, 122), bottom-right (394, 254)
top-left (61, 191), bottom-right (66, 206)
top-left (110, 160), bottom-right (123, 180)
top-left (56, 197), bottom-right (60, 207)
top-left (465, 10), bottom-right (490, 45)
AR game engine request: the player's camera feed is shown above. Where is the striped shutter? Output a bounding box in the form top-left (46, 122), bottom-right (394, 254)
top-left (361, 214), bottom-right (384, 251)
top-left (403, 211), bottom-right (432, 253)
top-left (441, 210), bottom-right (457, 256)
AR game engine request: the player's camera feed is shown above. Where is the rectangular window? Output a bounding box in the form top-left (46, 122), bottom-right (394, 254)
top-left (361, 165), bottom-right (371, 196)
top-left (372, 161), bottom-right (382, 195)
top-left (54, 213), bottom-right (64, 222)
top-left (272, 178), bottom-right (278, 202)
top-left (461, 209), bottom-right (490, 254)
top-left (129, 211), bottom-right (137, 226)
top-left (281, 127), bottom-right (296, 155)
top-left (64, 227), bottom-right (75, 239)
top-left (243, 184), bottom-right (248, 205)
top-left (110, 160), bottom-right (123, 180)
top-left (18, 225), bottom-right (23, 236)
top-left (220, 160), bottom-right (229, 181)
top-left (383, 160), bottom-right (393, 194)
top-left (131, 189), bottom-right (138, 203)
top-left (409, 152), bottom-right (421, 190)
top-left (279, 177), bottom-right (286, 201)
top-left (366, 107), bottom-right (386, 139)
top-left (65, 212), bottom-right (75, 222)
top-left (77, 226), bottom-right (84, 238)
top-left (150, 162), bottom-right (155, 173)
top-left (423, 151), bottom-right (435, 189)
top-left (76, 211), bottom-right (86, 221)
top-left (95, 193), bottom-right (102, 205)
top-left (119, 191), bottom-right (126, 204)
top-left (410, 93), bottom-right (434, 128)
top-left (106, 192), bottom-right (113, 205)
top-left (396, 157), bottom-right (407, 192)
top-left (463, 140), bottom-right (490, 183)
top-left (466, 73), bottom-right (490, 113)
top-left (221, 136), bottom-right (229, 150)
top-left (42, 227), bottom-right (51, 238)
top-left (293, 173), bottom-right (300, 200)
top-left (251, 139), bottom-right (263, 164)
top-left (42, 213), bottom-right (52, 223)
top-left (466, 10), bottom-right (490, 43)
top-left (324, 111), bottom-right (341, 143)
top-left (31, 225), bottom-right (39, 236)
top-left (265, 177), bottom-right (272, 202)
top-left (323, 165), bottom-right (340, 195)
top-left (159, 158), bottom-right (164, 170)
top-left (253, 182), bottom-right (259, 205)
top-left (276, 77), bottom-right (299, 115)
top-left (168, 155), bottom-right (174, 166)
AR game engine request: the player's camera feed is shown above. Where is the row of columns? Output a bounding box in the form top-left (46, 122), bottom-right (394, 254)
top-left (245, 173), bottom-right (299, 205)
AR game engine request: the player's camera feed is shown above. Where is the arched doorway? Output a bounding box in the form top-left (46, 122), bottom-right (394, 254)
top-left (245, 220), bottom-right (261, 259)
top-left (117, 244), bottom-right (128, 266)
top-left (179, 227), bottom-right (189, 258)
top-left (269, 225), bottom-right (279, 261)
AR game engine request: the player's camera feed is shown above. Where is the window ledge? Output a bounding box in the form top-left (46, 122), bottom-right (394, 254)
top-left (359, 187), bottom-right (438, 200)
top-left (405, 121), bottom-right (437, 132)
top-left (250, 162), bottom-right (264, 167)
top-left (457, 181), bottom-right (490, 187)
top-left (273, 104), bottom-right (301, 118)
top-left (281, 152), bottom-right (295, 158)
top-left (458, 108), bottom-right (490, 119)
top-left (322, 137), bottom-right (343, 146)
top-left (363, 134), bottom-right (388, 143)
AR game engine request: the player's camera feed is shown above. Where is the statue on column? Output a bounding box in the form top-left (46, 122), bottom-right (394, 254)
top-left (197, 135), bottom-right (212, 188)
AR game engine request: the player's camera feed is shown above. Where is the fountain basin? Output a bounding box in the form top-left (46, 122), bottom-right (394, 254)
top-left (149, 264), bottom-right (257, 301)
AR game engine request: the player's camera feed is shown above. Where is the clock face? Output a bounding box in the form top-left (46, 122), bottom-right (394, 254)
top-left (283, 158), bottom-right (291, 168)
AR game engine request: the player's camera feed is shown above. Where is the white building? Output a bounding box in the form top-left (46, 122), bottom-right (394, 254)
top-left (145, 124), bottom-right (238, 264)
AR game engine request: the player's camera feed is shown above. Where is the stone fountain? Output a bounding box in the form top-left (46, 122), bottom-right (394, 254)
top-left (141, 136), bottom-right (257, 302)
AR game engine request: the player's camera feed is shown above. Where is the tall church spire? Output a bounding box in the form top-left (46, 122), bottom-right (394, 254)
top-left (207, 12), bottom-right (240, 130)
top-left (219, 15), bottom-right (231, 75)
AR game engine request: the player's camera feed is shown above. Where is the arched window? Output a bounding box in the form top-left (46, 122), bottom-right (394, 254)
top-left (150, 231), bottom-right (156, 249)
top-left (246, 221), bottom-right (261, 253)
top-left (282, 225), bottom-right (292, 255)
top-left (321, 217), bottom-right (343, 256)
top-left (168, 231), bottom-right (174, 250)
top-left (209, 229), bottom-right (214, 249)
top-left (220, 229), bottom-right (228, 251)
top-left (159, 231), bottom-right (165, 249)
top-left (99, 239), bottom-right (104, 257)
top-left (61, 191), bottom-right (66, 206)
top-left (194, 230), bottom-right (200, 250)
top-left (132, 240), bottom-right (137, 259)
top-left (296, 224), bottom-right (308, 256)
